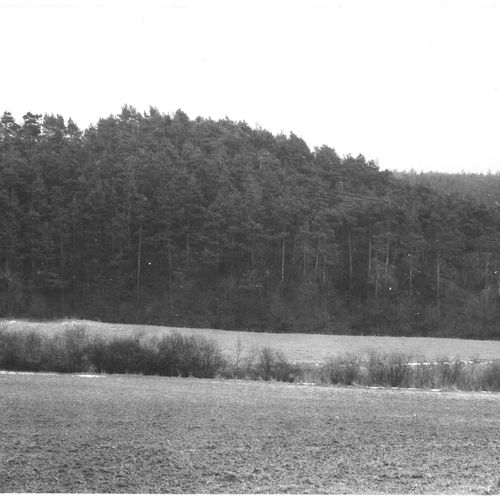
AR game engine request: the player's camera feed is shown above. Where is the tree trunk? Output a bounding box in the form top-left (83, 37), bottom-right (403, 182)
top-left (368, 228), bottom-right (372, 292)
top-left (215, 232), bottom-right (219, 267)
top-left (409, 253), bottom-right (413, 299)
top-left (127, 199), bottom-right (132, 252)
top-left (348, 229), bottom-right (353, 290)
top-left (303, 240), bottom-right (307, 280)
top-left (483, 257), bottom-right (490, 332)
top-left (484, 257), bottom-right (490, 308)
top-left (59, 221), bottom-right (65, 312)
top-left (168, 247), bottom-right (173, 312)
top-left (137, 223), bottom-right (143, 299)
top-left (322, 253), bottom-right (327, 283)
top-left (385, 222), bottom-right (391, 282)
top-left (281, 233), bottom-right (285, 283)
top-left (315, 236), bottom-right (320, 271)
top-left (436, 245), bottom-right (441, 311)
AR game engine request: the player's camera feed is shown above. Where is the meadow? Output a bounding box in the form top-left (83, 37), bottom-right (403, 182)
top-left (2, 318), bottom-right (499, 364)
top-left (0, 372), bottom-right (499, 494)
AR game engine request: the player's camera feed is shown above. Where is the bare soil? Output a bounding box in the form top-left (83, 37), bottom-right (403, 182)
top-left (0, 372), bottom-right (499, 493)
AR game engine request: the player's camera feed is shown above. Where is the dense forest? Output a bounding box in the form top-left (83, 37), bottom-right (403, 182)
top-left (1, 106), bottom-right (500, 339)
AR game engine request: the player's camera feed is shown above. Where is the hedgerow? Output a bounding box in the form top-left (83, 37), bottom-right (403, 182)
top-left (0, 325), bottom-right (498, 391)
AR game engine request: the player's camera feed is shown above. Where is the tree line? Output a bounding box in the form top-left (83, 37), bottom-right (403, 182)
top-left (1, 106), bottom-right (499, 339)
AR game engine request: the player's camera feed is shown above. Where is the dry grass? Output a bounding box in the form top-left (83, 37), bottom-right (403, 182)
top-left (0, 373), bottom-right (499, 494)
top-left (1, 318), bottom-right (499, 364)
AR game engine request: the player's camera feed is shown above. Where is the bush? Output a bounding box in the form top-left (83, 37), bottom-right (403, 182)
top-left (434, 356), bottom-right (464, 388)
top-left (478, 362), bottom-right (500, 391)
top-left (0, 324), bottom-right (92, 373)
top-left (256, 347), bottom-right (275, 381)
top-left (366, 351), bottom-right (412, 387)
top-left (155, 332), bottom-right (225, 378)
top-left (98, 336), bottom-right (147, 374)
top-left (55, 325), bottom-right (90, 372)
top-left (323, 353), bottom-right (361, 385)
top-left (0, 326), bottom-right (226, 378)
top-left (225, 338), bottom-right (245, 379)
top-left (411, 360), bottom-right (436, 389)
top-left (0, 329), bottom-right (24, 370)
top-left (408, 357), bottom-right (491, 391)
top-left (272, 350), bottom-right (302, 383)
top-left (21, 330), bottom-right (43, 370)
top-left (254, 347), bottom-right (301, 382)
top-left (84, 336), bottom-right (107, 373)
top-left (222, 343), bottom-right (259, 380)
top-left (0, 323), bottom-right (497, 392)
top-left (224, 346), bottom-right (301, 382)
top-left (183, 334), bottom-right (226, 378)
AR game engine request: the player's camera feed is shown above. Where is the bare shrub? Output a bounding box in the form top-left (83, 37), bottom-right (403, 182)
top-left (61, 325), bottom-right (89, 372)
top-left (0, 326), bottom-right (91, 373)
top-left (227, 337), bottom-right (246, 379)
top-left (15, 330), bottom-right (42, 371)
top-left (410, 361), bottom-right (437, 389)
top-left (252, 347), bottom-right (301, 382)
top-left (455, 361), bottom-right (482, 391)
top-left (156, 331), bottom-right (183, 376)
top-left (408, 357), bottom-right (485, 391)
top-left (99, 336), bottom-right (146, 374)
top-left (156, 332), bottom-right (225, 378)
top-left (1, 323), bottom-right (496, 392)
top-left (386, 352), bottom-right (412, 387)
top-left (230, 337), bottom-right (244, 378)
top-left (272, 350), bottom-right (302, 383)
top-left (256, 347), bottom-right (275, 381)
top-left (0, 329), bottom-right (23, 370)
top-left (187, 334), bottom-right (226, 378)
top-left (366, 350), bottom-right (387, 386)
top-left (478, 362), bottom-right (500, 391)
top-left (323, 353), bottom-right (361, 385)
top-left (84, 336), bottom-right (107, 373)
top-left (366, 350), bottom-right (412, 387)
top-left (233, 347), bottom-right (259, 380)
top-left (0, 326), bottom-right (228, 380)
top-left (434, 356), bottom-right (464, 389)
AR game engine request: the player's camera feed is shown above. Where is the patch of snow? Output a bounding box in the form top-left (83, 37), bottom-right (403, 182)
top-left (0, 370), bottom-right (105, 378)
top-left (0, 370), bottom-right (58, 376)
top-left (407, 360), bottom-right (493, 367)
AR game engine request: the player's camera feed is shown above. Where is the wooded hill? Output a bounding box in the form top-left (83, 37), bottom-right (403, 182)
top-left (1, 106), bottom-right (499, 339)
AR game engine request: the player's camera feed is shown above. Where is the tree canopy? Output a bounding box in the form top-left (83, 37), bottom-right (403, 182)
top-left (1, 106), bottom-right (499, 339)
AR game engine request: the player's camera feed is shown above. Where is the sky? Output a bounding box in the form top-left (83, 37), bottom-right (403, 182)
top-left (1, 0), bottom-right (500, 173)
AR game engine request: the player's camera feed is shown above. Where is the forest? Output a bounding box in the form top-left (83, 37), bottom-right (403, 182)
top-left (1, 106), bottom-right (500, 340)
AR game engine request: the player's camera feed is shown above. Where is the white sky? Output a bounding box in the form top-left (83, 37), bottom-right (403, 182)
top-left (1, 0), bottom-right (500, 173)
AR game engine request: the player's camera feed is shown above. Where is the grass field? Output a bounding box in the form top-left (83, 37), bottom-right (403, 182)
top-left (2, 318), bottom-right (500, 364)
top-left (0, 372), bottom-right (499, 493)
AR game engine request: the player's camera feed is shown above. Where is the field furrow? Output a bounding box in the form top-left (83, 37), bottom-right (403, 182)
top-left (1, 373), bottom-right (499, 494)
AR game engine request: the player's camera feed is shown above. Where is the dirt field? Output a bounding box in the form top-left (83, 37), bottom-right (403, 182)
top-left (1, 372), bottom-right (499, 493)
top-left (2, 318), bottom-right (500, 364)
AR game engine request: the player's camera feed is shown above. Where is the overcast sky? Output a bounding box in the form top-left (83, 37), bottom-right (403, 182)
top-left (2, 0), bottom-right (500, 173)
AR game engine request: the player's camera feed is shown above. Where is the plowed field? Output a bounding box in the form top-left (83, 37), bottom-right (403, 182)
top-left (1, 372), bottom-right (499, 493)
